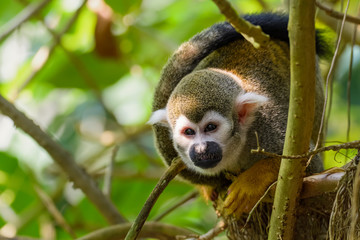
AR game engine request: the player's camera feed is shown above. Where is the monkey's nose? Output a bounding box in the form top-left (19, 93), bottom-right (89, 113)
top-left (194, 142), bottom-right (207, 153)
top-left (190, 141), bottom-right (222, 169)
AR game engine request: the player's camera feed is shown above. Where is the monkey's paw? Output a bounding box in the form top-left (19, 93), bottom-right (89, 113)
top-left (222, 173), bottom-right (267, 218)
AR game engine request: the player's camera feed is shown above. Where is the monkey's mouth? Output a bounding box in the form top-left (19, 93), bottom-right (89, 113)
top-left (189, 141), bottom-right (223, 169)
top-left (189, 143), bottom-right (223, 169)
top-left (193, 156), bottom-right (222, 169)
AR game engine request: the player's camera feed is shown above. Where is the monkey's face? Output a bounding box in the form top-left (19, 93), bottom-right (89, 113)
top-left (149, 69), bottom-right (268, 175)
top-left (171, 111), bottom-right (233, 174)
top-left (148, 91), bottom-right (268, 176)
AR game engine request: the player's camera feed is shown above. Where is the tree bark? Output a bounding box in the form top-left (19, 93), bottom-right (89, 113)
top-left (268, 0), bottom-right (317, 239)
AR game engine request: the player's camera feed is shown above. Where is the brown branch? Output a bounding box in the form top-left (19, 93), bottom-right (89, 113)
top-left (211, 0), bottom-right (269, 48)
top-left (259, 170), bottom-right (345, 203)
top-left (0, 236), bottom-right (41, 240)
top-left (153, 190), bottom-right (199, 221)
top-left (124, 158), bottom-right (186, 240)
top-left (316, 1), bottom-right (360, 24)
top-left (0, 0), bottom-right (52, 42)
top-left (317, 4), bottom-right (360, 45)
top-left (251, 140), bottom-right (360, 159)
top-left (76, 221), bottom-right (195, 240)
top-left (197, 220), bottom-right (227, 240)
top-left (301, 169), bottom-right (345, 198)
top-left (0, 94), bottom-right (127, 224)
top-left (177, 220), bottom-right (227, 240)
top-left (34, 185), bottom-right (76, 238)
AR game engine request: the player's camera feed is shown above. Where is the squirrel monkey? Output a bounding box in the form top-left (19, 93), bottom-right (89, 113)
top-left (148, 13), bottom-right (328, 217)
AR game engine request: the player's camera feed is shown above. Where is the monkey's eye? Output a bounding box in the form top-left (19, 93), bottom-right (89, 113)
top-left (204, 123), bottom-right (217, 132)
top-left (184, 128), bottom-right (196, 136)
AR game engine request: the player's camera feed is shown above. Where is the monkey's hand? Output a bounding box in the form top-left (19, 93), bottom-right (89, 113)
top-left (198, 185), bottom-right (218, 202)
top-left (223, 158), bottom-right (280, 218)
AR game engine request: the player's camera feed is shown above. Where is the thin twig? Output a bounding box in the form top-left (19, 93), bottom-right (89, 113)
top-left (316, 1), bottom-right (360, 24)
top-left (103, 144), bottom-right (119, 197)
top-left (34, 185), bottom-right (77, 239)
top-left (153, 190), bottom-right (199, 221)
top-left (314, 0), bottom-right (351, 151)
top-left (252, 140), bottom-right (360, 159)
top-left (15, 181), bottom-right (65, 231)
top-left (124, 158), bottom-right (186, 240)
top-left (198, 220), bottom-right (227, 240)
top-left (346, 21), bottom-right (357, 151)
top-left (0, 0), bottom-right (52, 42)
top-left (211, 0), bottom-right (269, 48)
top-left (349, 6), bottom-right (360, 236)
top-left (243, 181), bottom-right (277, 228)
top-left (0, 94), bottom-right (127, 224)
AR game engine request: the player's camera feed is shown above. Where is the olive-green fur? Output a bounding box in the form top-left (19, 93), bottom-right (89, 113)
top-left (151, 19), bottom-right (325, 187)
top-left (167, 70), bottom-right (240, 125)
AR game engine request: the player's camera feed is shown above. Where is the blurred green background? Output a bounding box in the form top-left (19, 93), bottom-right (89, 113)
top-left (0, 0), bottom-right (359, 239)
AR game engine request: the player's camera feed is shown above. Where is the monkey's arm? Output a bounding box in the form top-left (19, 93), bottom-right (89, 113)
top-left (223, 157), bottom-right (281, 217)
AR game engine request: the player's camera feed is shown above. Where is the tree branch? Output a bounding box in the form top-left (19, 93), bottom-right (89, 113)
top-left (34, 185), bottom-right (76, 238)
top-left (268, 0), bottom-right (317, 238)
top-left (0, 0), bottom-right (52, 43)
top-left (211, 0), bottom-right (269, 48)
top-left (124, 158), bottom-right (186, 240)
top-left (316, 1), bottom-right (360, 24)
top-left (77, 222), bottom-right (195, 240)
top-left (251, 140), bottom-right (360, 159)
top-left (300, 169), bottom-right (344, 199)
top-left (197, 220), bottom-right (227, 240)
top-left (153, 190), bottom-right (199, 221)
top-left (0, 236), bottom-right (41, 240)
top-left (103, 144), bottom-right (119, 197)
top-left (0, 94), bottom-right (127, 224)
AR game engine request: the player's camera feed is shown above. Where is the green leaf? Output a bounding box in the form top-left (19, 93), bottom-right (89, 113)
top-left (105, 0), bottom-right (142, 15)
top-left (33, 49), bottom-right (127, 89)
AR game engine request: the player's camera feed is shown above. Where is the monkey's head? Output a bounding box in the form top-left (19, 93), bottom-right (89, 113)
top-left (149, 69), bottom-right (267, 175)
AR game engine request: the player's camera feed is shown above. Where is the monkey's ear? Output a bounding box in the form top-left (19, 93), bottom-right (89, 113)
top-left (147, 108), bottom-right (170, 127)
top-left (235, 92), bottom-right (268, 125)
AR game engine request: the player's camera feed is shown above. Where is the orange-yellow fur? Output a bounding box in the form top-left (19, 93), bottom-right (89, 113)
top-left (223, 158), bottom-right (281, 217)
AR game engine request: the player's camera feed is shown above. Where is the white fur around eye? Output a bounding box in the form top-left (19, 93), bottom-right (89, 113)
top-left (199, 111), bottom-right (232, 143)
top-left (173, 115), bottom-right (197, 141)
